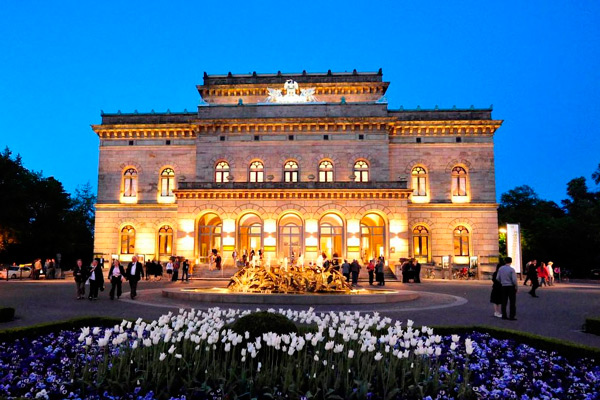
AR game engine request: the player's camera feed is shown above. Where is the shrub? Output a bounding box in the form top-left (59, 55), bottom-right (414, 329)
top-left (0, 307), bottom-right (15, 323)
top-left (0, 316), bottom-right (123, 342)
top-left (584, 317), bottom-right (600, 336)
top-left (231, 311), bottom-right (298, 339)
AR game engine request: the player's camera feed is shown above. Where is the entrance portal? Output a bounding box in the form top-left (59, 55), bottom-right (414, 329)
top-left (360, 213), bottom-right (386, 263)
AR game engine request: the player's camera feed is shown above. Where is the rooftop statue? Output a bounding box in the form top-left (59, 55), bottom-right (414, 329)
top-left (266, 80), bottom-right (318, 103)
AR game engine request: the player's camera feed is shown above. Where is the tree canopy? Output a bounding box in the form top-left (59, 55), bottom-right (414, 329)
top-left (499, 163), bottom-right (600, 277)
top-left (0, 147), bottom-right (95, 267)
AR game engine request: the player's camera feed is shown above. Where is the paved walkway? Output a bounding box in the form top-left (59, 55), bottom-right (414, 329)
top-left (0, 278), bottom-right (598, 348)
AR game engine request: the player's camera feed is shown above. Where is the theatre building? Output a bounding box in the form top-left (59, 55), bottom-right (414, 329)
top-left (92, 70), bottom-right (502, 275)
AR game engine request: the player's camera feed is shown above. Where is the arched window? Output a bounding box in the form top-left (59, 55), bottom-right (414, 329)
top-left (160, 168), bottom-right (175, 197)
top-left (283, 160), bottom-right (299, 182)
top-left (249, 161), bottom-right (264, 183)
top-left (158, 225), bottom-right (173, 256)
top-left (411, 166), bottom-right (427, 196)
top-left (123, 168), bottom-right (138, 197)
top-left (453, 226), bottom-right (470, 256)
top-left (451, 166), bottom-right (468, 196)
top-left (412, 225), bottom-right (429, 258)
top-left (353, 160), bottom-right (369, 182)
top-left (215, 161), bottom-right (230, 183)
top-left (319, 213), bottom-right (344, 259)
top-left (318, 160), bottom-right (334, 182)
top-left (120, 225), bottom-right (135, 254)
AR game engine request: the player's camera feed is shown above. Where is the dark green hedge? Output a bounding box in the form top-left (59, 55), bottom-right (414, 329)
top-left (432, 325), bottom-right (600, 360)
top-left (0, 316), bottom-right (124, 343)
top-left (0, 307), bottom-right (15, 323)
top-left (231, 311), bottom-right (298, 339)
top-left (584, 317), bottom-right (600, 336)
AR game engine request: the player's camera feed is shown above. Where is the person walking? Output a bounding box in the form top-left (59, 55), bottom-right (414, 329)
top-left (497, 257), bottom-right (517, 320)
top-left (87, 259), bottom-right (104, 301)
top-left (547, 262), bottom-right (555, 285)
top-left (528, 260), bottom-right (540, 297)
top-left (172, 259), bottom-right (179, 281)
top-left (411, 258), bottom-right (422, 283)
top-left (73, 259), bottom-right (87, 300)
top-left (126, 256), bottom-right (144, 299)
top-left (341, 260), bottom-right (350, 282)
top-left (490, 260), bottom-right (503, 318)
top-left (538, 262), bottom-right (548, 287)
top-left (33, 258), bottom-right (42, 280)
top-left (108, 259), bottom-right (126, 300)
top-left (523, 260), bottom-right (533, 286)
top-left (367, 259), bottom-right (375, 285)
top-left (350, 259), bottom-right (360, 286)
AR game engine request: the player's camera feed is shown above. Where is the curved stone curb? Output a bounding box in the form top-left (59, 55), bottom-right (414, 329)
top-left (161, 288), bottom-right (419, 305)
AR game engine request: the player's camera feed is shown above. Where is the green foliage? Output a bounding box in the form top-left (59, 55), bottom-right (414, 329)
top-left (499, 161), bottom-right (600, 277)
top-left (0, 147), bottom-right (96, 265)
top-left (231, 311), bottom-right (298, 338)
top-left (0, 307), bottom-right (15, 323)
top-left (584, 317), bottom-right (600, 336)
top-left (0, 316), bottom-right (123, 342)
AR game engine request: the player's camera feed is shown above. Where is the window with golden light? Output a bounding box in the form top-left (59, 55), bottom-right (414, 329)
top-left (451, 166), bottom-right (468, 196)
top-left (411, 166), bottom-right (427, 196)
top-left (412, 225), bottom-right (429, 257)
top-left (283, 160), bottom-right (299, 182)
top-left (215, 161), bottom-right (230, 183)
top-left (249, 161), bottom-right (264, 183)
top-left (123, 168), bottom-right (138, 197)
top-left (318, 160), bottom-right (334, 182)
top-left (158, 225), bottom-right (173, 255)
top-left (160, 168), bottom-right (175, 197)
top-left (453, 226), bottom-right (470, 256)
top-left (120, 225), bottom-right (136, 254)
top-left (353, 160), bottom-right (369, 182)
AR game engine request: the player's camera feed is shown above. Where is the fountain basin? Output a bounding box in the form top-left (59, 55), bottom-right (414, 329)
top-left (162, 287), bottom-right (419, 305)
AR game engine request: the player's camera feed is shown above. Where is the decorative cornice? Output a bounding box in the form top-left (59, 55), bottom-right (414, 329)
top-left (92, 123), bottom-right (196, 139)
top-left (195, 118), bottom-right (393, 134)
top-left (197, 82), bottom-right (389, 99)
top-left (389, 120), bottom-right (503, 136)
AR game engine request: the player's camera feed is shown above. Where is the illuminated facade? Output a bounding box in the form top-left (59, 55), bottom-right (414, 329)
top-left (92, 70), bottom-right (502, 274)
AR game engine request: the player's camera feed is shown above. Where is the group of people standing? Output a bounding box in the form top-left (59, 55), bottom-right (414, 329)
top-left (73, 256), bottom-right (144, 301)
top-left (341, 259), bottom-right (361, 285)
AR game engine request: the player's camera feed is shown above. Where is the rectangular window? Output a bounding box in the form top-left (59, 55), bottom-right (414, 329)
top-left (128, 140), bottom-right (134, 146)
top-left (416, 137), bottom-right (422, 143)
top-left (412, 176), bottom-right (427, 196)
top-left (123, 178), bottom-right (137, 197)
top-left (285, 171), bottom-right (298, 182)
top-left (323, 135), bottom-right (329, 141)
top-left (254, 135), bottom-right (260, 141)
top-left (166, 140), bottom-right (171, 145)
top-left (220, 136), bottom-right (225, 141)
top-left (358, 134), bottom-right (364, 140)
top-left (161, 177), bottom-right (174, 197)
top-left (456, 137), bottom-right (462, 143)
top-left (452, 177), bottom-right (467, 196)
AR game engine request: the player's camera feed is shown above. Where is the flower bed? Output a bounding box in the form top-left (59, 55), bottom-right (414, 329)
top-left (0, 308), bottom-right (598, 399)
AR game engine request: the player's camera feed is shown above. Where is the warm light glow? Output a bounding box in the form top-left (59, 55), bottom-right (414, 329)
top-left (347, 219), bottom-right (360, 234)
top-left (411, 195), bottom-right (430, 204)
top-left (179, 219), bottom-right (195, 234)
top-left (347, 237), bottom-right (360, 247)
top-left (223, 219), bottom-right (236, 233)
top-left (389, 219), bottom-right (405, 234)
top-left (223, 236), bottom-right (235, 246)
top-left (120, 196), bottom-right (138, 204)
top-left (177, 237), bottom-right (194, 252)
top-left (135, 232), bottom-right (155, 255)
top-left (305, 219), bottom-right (318, 233)
top-left (157, 195), bottom-right (176, 204)
top-left (499, 227), bottom-right (507, 234)
top-left (264, 236), bottom-right (276, 247)
top-left (305, 236), bottom-right (318, 247)
top-left (451, 195), bottom-right (471, 204)
top-left (264, 219), bottom-right (276, 233)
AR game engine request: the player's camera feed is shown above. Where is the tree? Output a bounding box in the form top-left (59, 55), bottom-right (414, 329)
top-left (0, 148), bottom-right (96, 266)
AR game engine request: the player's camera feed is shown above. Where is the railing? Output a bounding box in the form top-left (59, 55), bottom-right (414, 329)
top-left (178, 181), bottom-right (408, 190)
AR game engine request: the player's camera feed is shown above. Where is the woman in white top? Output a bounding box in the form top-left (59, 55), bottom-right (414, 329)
top-left (166, 260), bottom-right (173, 277)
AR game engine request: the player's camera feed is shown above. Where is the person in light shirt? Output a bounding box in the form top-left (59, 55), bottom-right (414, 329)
top-left (497, 257), bottom-right (518, 320)
top-left (108, 258), bottom-right (126, 300)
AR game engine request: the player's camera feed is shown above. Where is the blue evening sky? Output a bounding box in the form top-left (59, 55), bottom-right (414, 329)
top-left (1, 1), bottom-right (599, 203)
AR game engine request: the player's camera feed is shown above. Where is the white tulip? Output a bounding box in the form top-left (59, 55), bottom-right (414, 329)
top-left (348, 349), bottom-right (354, 359)
top-left (374, 352), bottom-right (383, 361)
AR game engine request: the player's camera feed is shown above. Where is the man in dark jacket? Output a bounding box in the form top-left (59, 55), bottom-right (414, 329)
top-left (527, 260), bottom-right (540, 297)
top-left (126, 256), bottom-right (144, 299)
top-left (350, 259), bottom-right (361, 286)
top-left (73, 259), bottom-right (87, 299)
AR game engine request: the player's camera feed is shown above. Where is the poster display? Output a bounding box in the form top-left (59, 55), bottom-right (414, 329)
top-left (506, 223), bottom-right (522, 273)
